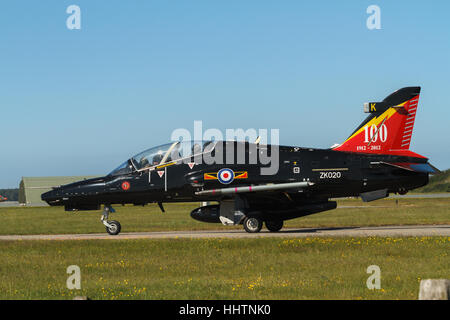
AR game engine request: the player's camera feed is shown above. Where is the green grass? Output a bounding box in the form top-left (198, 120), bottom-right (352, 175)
top-left (0, 237), bottom-right (448, 299)
top-left (0, 198), bottom-right (448, 300)
top-left (0, 197), bottom-right (448, 235)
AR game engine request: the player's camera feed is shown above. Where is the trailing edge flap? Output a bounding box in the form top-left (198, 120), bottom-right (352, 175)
top-left (372, 161), bottom-right (440, 174)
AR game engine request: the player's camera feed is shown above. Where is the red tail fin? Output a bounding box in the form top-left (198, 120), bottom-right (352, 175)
top-left (333, 87), bottom-right (426, 158)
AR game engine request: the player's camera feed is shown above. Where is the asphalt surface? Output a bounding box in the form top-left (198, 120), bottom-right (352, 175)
top-left (388, 193), bottom-right (450, 199)
top-left (0, 201), bottom-right (20, 207)
top-left (0, 225), bottom-right (448, 241)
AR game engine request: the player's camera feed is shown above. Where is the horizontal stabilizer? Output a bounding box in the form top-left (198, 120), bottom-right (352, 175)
top-left (371, 161), bottom-right (440, 174)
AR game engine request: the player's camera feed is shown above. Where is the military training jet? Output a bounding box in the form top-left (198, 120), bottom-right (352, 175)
top-left (42, 87), bottom-right (439, 235)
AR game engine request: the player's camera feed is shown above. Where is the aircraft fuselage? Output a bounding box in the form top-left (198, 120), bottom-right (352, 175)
top-left (42, 144), bottom-right (428, 212)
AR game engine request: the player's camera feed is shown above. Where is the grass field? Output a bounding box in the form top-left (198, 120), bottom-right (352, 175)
top-left (0, 197), bottom-right (448, 235)
top-left (0, 237), bottom-right (448, 300)
top-left (0, 197), bottom-right (448, 300)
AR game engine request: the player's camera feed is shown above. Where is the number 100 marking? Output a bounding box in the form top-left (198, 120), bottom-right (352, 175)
top-left (364, 124), bottom-right (387, 143)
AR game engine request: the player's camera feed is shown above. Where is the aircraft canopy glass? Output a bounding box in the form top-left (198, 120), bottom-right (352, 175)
top-left (108, 160), bottom-right (134, 176)
top-left (127, 140), bottom-right (215, 171)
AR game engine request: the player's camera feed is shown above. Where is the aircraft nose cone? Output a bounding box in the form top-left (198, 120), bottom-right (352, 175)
top-left (41, 189), bottom-right (54, 201)
top-left (41, 187), bottom-right (64, 205)
top-left (41, 177), bottom-right (107, 207)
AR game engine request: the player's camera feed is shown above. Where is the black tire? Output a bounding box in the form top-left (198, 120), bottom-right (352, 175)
top-left (243, 216), bottom-right (263, 233)
top-left (106, 220), bottom-right (121, 235)
top-left (265, 220), bottom-right (283, 232)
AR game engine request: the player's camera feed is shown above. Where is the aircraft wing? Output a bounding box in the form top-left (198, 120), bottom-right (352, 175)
top-left (195, 181), bottom-right (314, 196)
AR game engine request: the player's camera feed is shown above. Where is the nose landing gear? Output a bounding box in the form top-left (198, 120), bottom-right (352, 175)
top-left (101, 206), bottom-right (122, 235)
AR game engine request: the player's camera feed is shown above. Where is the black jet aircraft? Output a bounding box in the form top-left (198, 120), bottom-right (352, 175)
top-left (42, 87), bottom-right (439, 235)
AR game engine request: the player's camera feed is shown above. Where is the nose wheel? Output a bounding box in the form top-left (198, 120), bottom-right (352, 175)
top-left (101, 206), bottom-right (122, 235)
top-left (105, 220), bottom-right (121, 235)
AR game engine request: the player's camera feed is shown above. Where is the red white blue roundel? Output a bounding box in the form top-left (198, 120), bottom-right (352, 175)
top-left (218, 168), bottom-right (235, 184)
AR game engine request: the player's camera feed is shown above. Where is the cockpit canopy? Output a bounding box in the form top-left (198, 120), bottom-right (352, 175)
top-left (108, 141), bottom-right (215, 176)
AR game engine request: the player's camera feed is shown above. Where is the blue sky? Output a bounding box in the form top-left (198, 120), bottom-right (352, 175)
top-left (0, 1), bottom-right (449, 188)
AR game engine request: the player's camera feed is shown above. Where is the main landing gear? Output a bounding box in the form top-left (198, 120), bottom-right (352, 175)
top-left (101, 206), bottom-right (121, 235)
top-left (265, 220), bottom-right (284, 232)
top-left (243, 217), bottom-right (284, 233)
top-left (243, 217), bottom-right (263, 233)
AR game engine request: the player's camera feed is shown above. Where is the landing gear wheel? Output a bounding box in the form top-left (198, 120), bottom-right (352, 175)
top-left (265, 220), bottom-right (283, 232)
top-left (101, 205), bottom-right (121, 235)
top-left (106, 220), bottom-right (121, 235)
top-left (243, 217), bottom-right (263, 233)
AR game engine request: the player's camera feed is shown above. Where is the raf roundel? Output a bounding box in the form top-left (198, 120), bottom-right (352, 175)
top-left (217, 168), bottom-right (235, 184)
top-left (121, 181), bottom-right (130, 191)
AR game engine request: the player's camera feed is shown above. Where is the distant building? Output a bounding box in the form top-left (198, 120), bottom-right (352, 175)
top-left (18, 176), bottom-right (100, 206)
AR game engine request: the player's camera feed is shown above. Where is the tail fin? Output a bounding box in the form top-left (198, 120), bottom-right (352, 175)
top-left (333, 87), bottom-right (426, 158)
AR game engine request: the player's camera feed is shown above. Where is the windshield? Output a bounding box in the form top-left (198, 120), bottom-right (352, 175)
top-left (108, 160), bottom-right (134, 176)
top-left (130, 140), bottom-right (215, 171)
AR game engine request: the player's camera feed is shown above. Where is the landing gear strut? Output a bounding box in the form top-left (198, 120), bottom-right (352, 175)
top-left (101, 206), bottom-right (121, 235)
